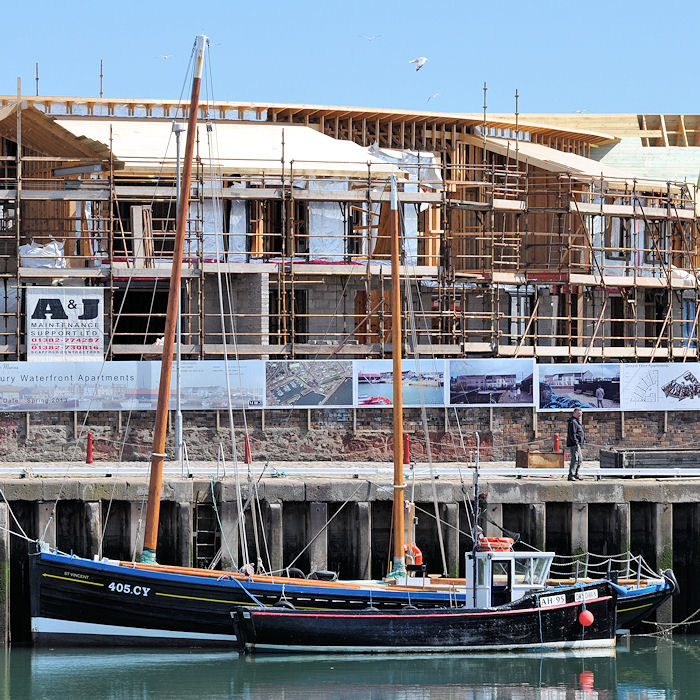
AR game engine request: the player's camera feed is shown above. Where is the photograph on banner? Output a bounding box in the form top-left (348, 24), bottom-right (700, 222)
top-left (169, 360), bottom-right (265, 409)
top-left (536, 363), bottom-right (621, 411)
top-left (0, 360), bottom-right (148, 411)
top-left (266, 360), bottom-right (353, 408)
top-left (355, 359), bottom-right (445, 407)
top-left (448, 358), bottom-right (535, 406)
top-left (621, 362), bottom-right (700, 411)
top-left (77, 360), bottom-right (154, 410)
top-left (26, 287), bottom-right (104, 361)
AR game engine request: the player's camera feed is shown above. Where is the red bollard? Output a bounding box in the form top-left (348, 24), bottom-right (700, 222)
top-left (86, 432), bottom-right (94, 464)
top-left (553, 433), bottom-right (560, 452)
top-left (244, 433), bottom-right (252, 465)
top-left (403, 433), bottom-right (410, 465)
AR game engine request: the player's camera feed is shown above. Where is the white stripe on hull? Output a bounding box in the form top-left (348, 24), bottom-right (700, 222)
top-left (247, 638), bottom-right (616, 654)
top-left (32, 617), bottom-right (237, 643)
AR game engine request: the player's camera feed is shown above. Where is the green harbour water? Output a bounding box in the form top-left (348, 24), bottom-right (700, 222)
top-left (2, 635), bottom-right (699, 699)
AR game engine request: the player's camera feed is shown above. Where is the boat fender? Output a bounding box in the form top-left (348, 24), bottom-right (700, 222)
top-left (402, 604), bottom-right (418, 610)
top-left (308, 570), bottom-right (339, 581)
top-left (274, 599), bottom-right (296, 610)
top-left (579, 610), bottom-right (594, 627)
top-left (404, 543), bottom-right (423, 566)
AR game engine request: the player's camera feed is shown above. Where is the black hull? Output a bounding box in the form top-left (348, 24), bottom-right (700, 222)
top-left (617, 571), bottom-right (677, 631)
top-left (29, 552), bottom-right (479, 646)
top-left (233, 583), bottom-right (618, 653)
top-left (30, 551), bottom-right (657, 647)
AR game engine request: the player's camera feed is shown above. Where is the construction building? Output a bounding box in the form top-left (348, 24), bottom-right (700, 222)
top-left (0, 96), bottom-right (699, 462)
top-left (0, 97), bottom-right (698, 363)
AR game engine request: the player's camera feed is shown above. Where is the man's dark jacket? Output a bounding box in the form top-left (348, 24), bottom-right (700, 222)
top-left (566, 416), bottom-right (584, 447)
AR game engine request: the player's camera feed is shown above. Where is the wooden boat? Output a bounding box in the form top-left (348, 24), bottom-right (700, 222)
top-left (231, 580), bottom-right (618, 653)
top-left (30, 540), bottom-right (674, 644)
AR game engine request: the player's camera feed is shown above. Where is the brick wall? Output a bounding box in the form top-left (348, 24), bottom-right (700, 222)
top-left (0, 407), bottom-right (696, 463)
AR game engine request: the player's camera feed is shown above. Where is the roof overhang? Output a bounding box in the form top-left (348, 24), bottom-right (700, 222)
top-left (55, 118), bottom-right (404, 178)
top-left (0, 102), bottom-right (119, 164)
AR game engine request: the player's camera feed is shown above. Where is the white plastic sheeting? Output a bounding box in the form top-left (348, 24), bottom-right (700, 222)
top-left (56, 120), bottom-right (401, 178)
top-left (308, 179), bottom-right (347, 261)
top-left (368, 145), bottom-right (443, 190)
top-left (200, 181), bottom-right (225, 261)
top-left (18, 239), bottom-right (67, 269)
top-left (368, 146), bottom-right (442, 267)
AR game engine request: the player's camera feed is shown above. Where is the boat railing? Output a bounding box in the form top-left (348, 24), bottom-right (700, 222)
top-left (549, 551), bottom-right (660, 587)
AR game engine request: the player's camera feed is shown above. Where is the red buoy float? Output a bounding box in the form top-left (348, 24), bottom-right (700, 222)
top-left (579, 609), bottom-right (594, 627)
top-left (477, 537), bottom-right (514, 552)
top-left (404, 543), bottom-right (423, 566)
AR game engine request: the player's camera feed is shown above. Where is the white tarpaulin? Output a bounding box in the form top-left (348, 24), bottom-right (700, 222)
top-left (55, 120), bottom-right (402, 178)
top-left (308, 178), bottom-right (347, 261)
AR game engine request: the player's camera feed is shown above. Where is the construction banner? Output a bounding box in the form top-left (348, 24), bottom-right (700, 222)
top-left (536, 363), bottom-right (621, 412)
top-left (26, 287), bottom-right (104, 361)
top-left (621, 363), bottom-right (700, 411)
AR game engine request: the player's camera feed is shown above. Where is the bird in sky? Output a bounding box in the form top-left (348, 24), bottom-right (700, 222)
top-left (158, 54), bottom-right (174, 60)
top-left (360, 34), bottom-right (382, 41)
top-left (427, 92), bottom-right (440, 103)
top-left (409, 57), bottom-right (428, 71)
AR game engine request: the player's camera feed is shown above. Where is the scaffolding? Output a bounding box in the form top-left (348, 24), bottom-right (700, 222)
top-left (0, 96), bottom-right (698, 364)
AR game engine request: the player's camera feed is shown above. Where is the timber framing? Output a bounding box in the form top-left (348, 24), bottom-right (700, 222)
top-left (0, 96), bottom-right (698, 363)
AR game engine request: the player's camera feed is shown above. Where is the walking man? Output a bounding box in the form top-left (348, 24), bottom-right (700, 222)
top-left (566, 407), bottom-right (584, 481)
top-left (595, 385), bottom-right (605, 408)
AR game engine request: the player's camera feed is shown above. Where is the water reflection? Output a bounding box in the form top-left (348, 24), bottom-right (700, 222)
top-left (2, 636), bottom-right (698, 699)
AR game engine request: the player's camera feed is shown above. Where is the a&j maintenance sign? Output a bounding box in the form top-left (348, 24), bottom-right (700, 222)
top-left (26, 287), bottom-right (104, 361)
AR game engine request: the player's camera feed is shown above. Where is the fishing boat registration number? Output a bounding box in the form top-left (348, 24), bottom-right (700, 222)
top-left (108, 581), bottom-right (151, 597)
top-left (539, 588), bottom-right (598, 607)
top-left (539, 594), bottom-right (566, 607)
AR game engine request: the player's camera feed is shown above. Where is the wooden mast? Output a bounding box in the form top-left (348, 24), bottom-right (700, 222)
top-left (389, 174), bottom-right (406, 577)
top-left (141, 35), bottom-right (207, 563)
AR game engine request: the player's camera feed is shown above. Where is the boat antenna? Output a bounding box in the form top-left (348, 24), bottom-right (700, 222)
top-left (387, 174), bottom-right (406, 579)
top-left (141, 34), bottom-right (207, 564)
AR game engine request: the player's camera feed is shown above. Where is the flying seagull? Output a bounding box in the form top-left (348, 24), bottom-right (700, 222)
top-left (409, 56), bottom-right (428, 71)
top-left (360, 34), bottom-right (382, 41)
top-left (158, 54), bottom-right (174, 60)
top-left (427, 92), bottom-right (440, 103)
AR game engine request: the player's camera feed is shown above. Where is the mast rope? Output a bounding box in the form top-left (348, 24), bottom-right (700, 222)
top-left (0, 486), bottom-right (29, 540)
top-left (284, 482), bottom-right (365, 572)
top-left (401, 202), bottom-right (448, 577)
top-left (209, 475), bottom-right (237, 570)
top-left (201, 47), bottom-right (250, 566)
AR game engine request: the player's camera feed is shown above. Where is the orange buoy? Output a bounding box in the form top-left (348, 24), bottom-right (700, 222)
top-left (579, 610), bottom-right (594, 627)
top-left (579, 670), bottom-right (594, 691)
top-left (404, 543), bottom-right (423, 566)
top-left (477, 537), bottom-right (514, 552)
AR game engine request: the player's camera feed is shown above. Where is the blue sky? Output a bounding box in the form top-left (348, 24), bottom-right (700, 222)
top-left (3, 1), bottom-right (698, 115)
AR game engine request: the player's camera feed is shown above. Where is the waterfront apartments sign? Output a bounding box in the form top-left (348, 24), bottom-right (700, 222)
top-left (26, 287), bottom-right (104, 361)
top-left (3, 357), bottom-right (700, 412)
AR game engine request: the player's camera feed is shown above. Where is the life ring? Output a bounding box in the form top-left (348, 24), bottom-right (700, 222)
top-left (404, 543), bottom-right (423, 566)
top-left (477, 536), bottom-right (514, 552)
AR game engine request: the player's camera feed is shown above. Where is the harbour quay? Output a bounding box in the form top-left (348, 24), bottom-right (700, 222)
top-left (1, 467), bottom-right (698, 645)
